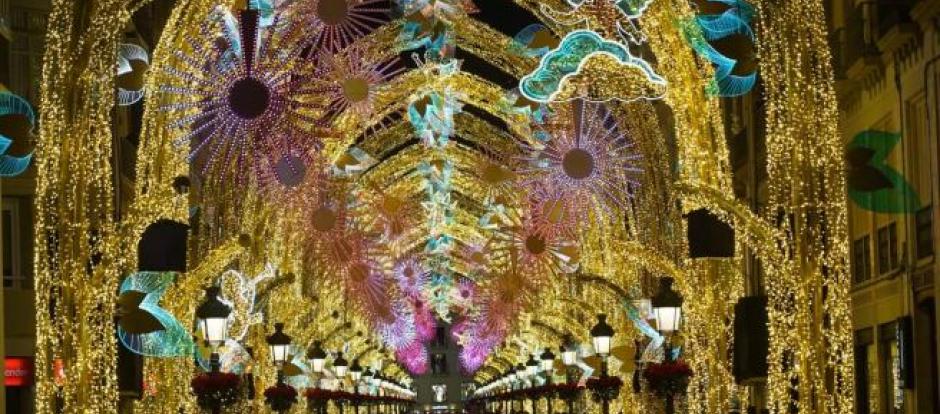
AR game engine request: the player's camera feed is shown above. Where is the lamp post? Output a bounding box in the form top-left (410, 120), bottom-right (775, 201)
top-left (652, 277), bottom-right (683, 360)
top-left (515, 364), bottom-right (526, 413)
top-left (541, 348), bottom-right (555, 413)
top-left (526, 355), bottom-right (539, 413)
top-left (266, 323), bottom-right (291, 383)
top-left (350, 360), bottom-right (363, 409)
top-left (362, 368), bottom-right (374, 414)
top-left (334, 352), bottom-right (348, 413)
top-left (590, 314), bottom-right (615, 414)
top-left (652, 277), bottom-right (684, 414)
top-left (196, 287), bottom-right (231, 373)
top-left (590, 314), bottom-right (614, 376)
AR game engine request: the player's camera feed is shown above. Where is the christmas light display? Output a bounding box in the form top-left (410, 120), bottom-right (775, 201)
top-left (32, 0), bottom-right (855, 412)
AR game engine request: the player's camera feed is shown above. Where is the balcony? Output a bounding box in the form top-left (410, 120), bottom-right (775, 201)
top-left (876, 0), bottom-right (918, 55)
top-left (0, 0), bottom-right (10, 41)
top-left (844, 2), bottom-right (883, 82)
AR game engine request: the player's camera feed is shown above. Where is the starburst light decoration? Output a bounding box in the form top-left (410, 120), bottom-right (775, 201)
top-left (297, 0), bottom-right (391, 54)
top-left (160, 8), bottom-right (324, 182)
top-left (519, 101), bottom-right (642, 220)
top-left (315, 45), bottom-right (404, 121)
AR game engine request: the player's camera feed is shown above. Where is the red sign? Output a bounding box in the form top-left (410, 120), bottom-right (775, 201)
top-left (5, 357), bottom-right (34, 387)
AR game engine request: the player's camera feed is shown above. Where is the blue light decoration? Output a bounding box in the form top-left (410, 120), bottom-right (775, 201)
top-left (511, 24), bottom-right (558, 58)
top-left (399, 0), bottom-right (468, 321)
top-left (684, 0), bottom-right (757, 97)
top-left (846, 130), bottom-right (921, 214)
top-left (0, 92), bottom-right (34, 176)
top-left (116, 43), bottom-right (150, 106)
top-left (409, 91), bottom-right (462, 320)
top-left (623, 300), bottom-right (666, 362)
top-left (518, 30), bottom-right (666, 103)
top-left (117, 272), bottom-right (195, 357)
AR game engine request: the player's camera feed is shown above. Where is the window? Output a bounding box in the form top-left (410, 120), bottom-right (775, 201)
top-left (880, 322), bottom-right (902, 413)
top-left (431, 353), bottom-right (447, 374)
top-left (9, 6), bottom-right (47, 103)
top-left (856, 328), bottom-right (877, 414)
top-left (877, 223), bottom-right (898, 275)
top-left (853, 235), bottom-right (872, 284)
top-left (2, 198), bottom-right (23, 289)
top-left (916, 205), bottom-right (933, 260)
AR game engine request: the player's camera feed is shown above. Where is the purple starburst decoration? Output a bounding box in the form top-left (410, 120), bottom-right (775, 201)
top-left (396, 340), bottom-right (429, 375)
top-left (393, 255), bottom-right (428, 300)
top-left (298, 0), bottom-right (391, 54)
top-left (314, 45), bottom-right (404, 121)
top-left (161, 9), bottom-right (324, 183)
top-left (519, 101), bottom-right (643, 217)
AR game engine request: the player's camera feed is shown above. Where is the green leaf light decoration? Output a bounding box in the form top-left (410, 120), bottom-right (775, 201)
top-left (846, 130), bottom-right (920, 214)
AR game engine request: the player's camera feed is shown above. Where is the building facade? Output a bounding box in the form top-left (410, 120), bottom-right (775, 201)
top-left (0, 0), bottom-right (172, 411)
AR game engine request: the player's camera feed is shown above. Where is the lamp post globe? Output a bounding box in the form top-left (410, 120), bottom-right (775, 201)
top-left (195, 286), bottom-right (231, 346)
top-left (590, 314), bottom-right (615, 357)
top-left (266, 322), bottom-right (292, 365)
top-left (350, 359), bottom-right (363, 382)
top-left (652, 277), bottom-right (683, 334)
top-left (540, 348), bottom-right (555, 372)
top-left (308, 341), bottom-right (327, 373)
top-left (333, 352), bottom-right (349, 378)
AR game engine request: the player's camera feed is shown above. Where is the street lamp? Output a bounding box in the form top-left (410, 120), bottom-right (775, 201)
top-left (540, 348), bottom-right (555, 373)
top-left (196, 287), bottom-right (231, 372)
top-left (526, 354), bottom-right (539, 378)
top-left (308, 341), bottom-right (327, 373)
top-left (266, 323), bottom-right (292, 365)
top-left (590, 314), bottom-right (615, 359)
top-left (652, 278), bottom-right (683, 334)
top-left (334, 352), bottom-right (349, 378)
top-left (350, 359), bottom-right (363, 382)
top-left (561, 343), bottom-right (577, 367)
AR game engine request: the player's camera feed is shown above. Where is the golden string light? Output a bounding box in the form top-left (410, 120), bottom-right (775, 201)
top-left (32, 0), bottom-right (853, 412)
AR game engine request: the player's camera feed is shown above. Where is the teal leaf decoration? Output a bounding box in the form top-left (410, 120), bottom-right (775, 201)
top-left (0, 92), bottom-right (35, 176)
top-left (684, 0), bottom-right (757, 97)
top-left (118, 272), bottom-right (195, 357)
top-left (847, 130), bottom-right (921, 214)
top-left (519, 30), bottom-right (666, 103)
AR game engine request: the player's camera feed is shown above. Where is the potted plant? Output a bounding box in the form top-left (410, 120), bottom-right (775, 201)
top-left (264, 382), bottom-right (298, 412)
top-left (643, 359), bottom-right (693, 414)
top-left (586, 375), bottom-right (624, 405)
top-left (191, 372), bottom-right (240, 414)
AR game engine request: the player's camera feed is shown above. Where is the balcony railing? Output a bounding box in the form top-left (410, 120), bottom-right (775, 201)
top-left (876, 0), bottom-right (917, 40)
top-left (843, 2), bottom-right (880, 68)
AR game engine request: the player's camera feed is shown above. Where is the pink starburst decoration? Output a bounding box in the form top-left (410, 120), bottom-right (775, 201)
top-left (373, 303), bottom-right (417, 349)
top-left (393, 256), bottom-right (428, 300)
top-left (298, 0), bottom-right (390, 54)
top-left (161, 9), bottom-right (324, 183)
top-left (412, 300), bottom-right (437, 342)
top-left (396, 340), bottom-right (429, 375)
top-left (315, 46), bottom-right (404, 121)
top-left (252, 129), bottom-right (327, 196)
top-left (519, 101), bottom-right (643, 216)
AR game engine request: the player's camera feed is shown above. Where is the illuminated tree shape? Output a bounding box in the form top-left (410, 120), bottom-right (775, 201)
top-left (116, 43), bottom-right (149, 106)
top-left (0, 92), bottom-right (34, 176)
top-left (846, 130), bottom-right (921, 214)
top-left (519, 30), bottom-right (666, 103)
top-left (117, 272), bottom-right (195, 357)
